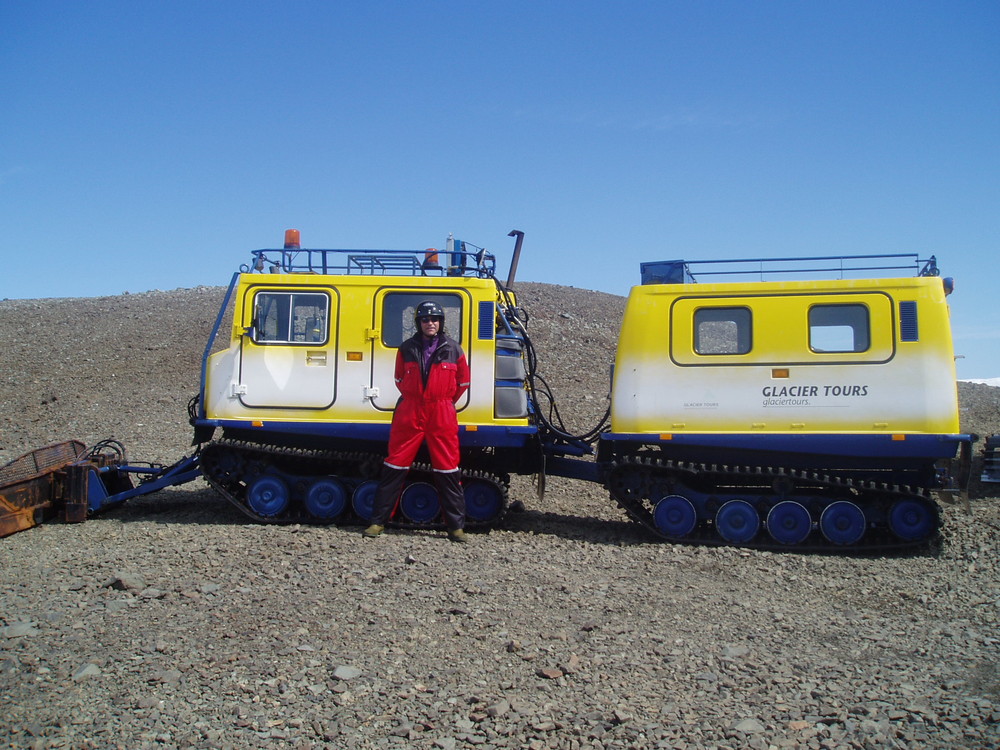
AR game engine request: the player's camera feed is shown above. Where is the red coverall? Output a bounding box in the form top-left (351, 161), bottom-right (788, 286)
top-left (370, 332), bottom-right (471, 529)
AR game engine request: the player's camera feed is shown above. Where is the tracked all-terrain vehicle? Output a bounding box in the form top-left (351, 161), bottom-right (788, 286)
top-left (192, 230), bottom-right (539, 531)
top-left (599, 256), bottom-right (972, 550)
top-left (1, 232), bottom-right (974, 551)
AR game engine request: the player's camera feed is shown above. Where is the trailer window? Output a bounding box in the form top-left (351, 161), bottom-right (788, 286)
top-left (382, 293), bottom-right (463, 348)
top-left (694, 307), bottom-right (751, 355)
top-left (254, 292), bottom-right (329, 344)
top-left (809, 304), bottom-right (869, 353)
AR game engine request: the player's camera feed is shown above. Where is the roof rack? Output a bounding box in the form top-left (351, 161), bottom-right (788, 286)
top-left (240, 239), bottom-right (497, 279)
top-left (640, 254), bottom-right (940, 285)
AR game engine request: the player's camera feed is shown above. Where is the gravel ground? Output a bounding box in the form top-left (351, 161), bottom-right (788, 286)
top-left (2, 284), bottom-right (999, 750)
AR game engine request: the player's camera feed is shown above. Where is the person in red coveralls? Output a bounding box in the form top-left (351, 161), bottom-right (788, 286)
top-left (363, 301), bottom-right (472, 542)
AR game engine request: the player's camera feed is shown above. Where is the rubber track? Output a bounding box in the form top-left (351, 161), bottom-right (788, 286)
top-left (200, 439), bottom-right (509, 529)
top-left (605, 454), bottom-right (940, 552)
top-left (982, 435), bottom-right (1000, 483)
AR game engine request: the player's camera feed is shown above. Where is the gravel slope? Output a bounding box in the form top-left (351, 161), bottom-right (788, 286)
top-left (1, 284), bottom-right (999, 750)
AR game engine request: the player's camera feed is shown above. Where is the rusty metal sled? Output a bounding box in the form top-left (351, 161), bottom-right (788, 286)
top-left (0, 439), bottom-right (201, 538)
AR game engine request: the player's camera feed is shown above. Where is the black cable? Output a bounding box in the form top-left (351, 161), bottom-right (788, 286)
top-left (187, 393), bottom-right (200, 423)
top-left (491, 277), bottom-right (610, 446)
top-left (86, 438), bottom-right (127, 462)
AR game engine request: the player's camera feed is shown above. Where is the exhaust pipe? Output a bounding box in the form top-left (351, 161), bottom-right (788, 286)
top-left (506, 230), bottom-right (524, 288)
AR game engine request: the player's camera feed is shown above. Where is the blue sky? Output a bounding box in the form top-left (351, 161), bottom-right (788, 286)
top-left (2, 1), bottom-right (998, 377)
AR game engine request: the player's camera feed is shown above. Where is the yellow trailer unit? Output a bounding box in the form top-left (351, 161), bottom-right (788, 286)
top-left (599, 255), bottom-right (971, 549)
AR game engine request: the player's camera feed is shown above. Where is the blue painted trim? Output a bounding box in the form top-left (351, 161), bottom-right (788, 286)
top-left (205, 419), bottom-right (392, 441)
top-left (641, 253), bottom-right (928, 284)
top-left (87, 469), bottom-right (108, 512)
top-left (460, 424), bottom-right (538, 447)
top-left (545, 456), bottom-right (601, 482)
top-left (87, 454), bottom-right (203, 512)
top-left (199, 272), bottom-right (241, 419)
top-left (601, 432), bottom-right (973, 459)
top-left (198, 419), bottom-right (538, 448)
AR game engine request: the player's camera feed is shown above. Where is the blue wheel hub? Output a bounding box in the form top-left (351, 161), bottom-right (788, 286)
top-left (819, 501), bottom-right (866, 545)
top-left (888, 499), bottom-right (935, 542)
top-left (464, 479), bottom-right (504, 523)
top-left (766, 501), bottom-right (812, 545)
top-left (715, 500), bottom-right (760, 544)
top-left (247, 475), bottom-right (290, 518)
top-left (653, 495), bottom-right (697, 538)
top-left (304, 478), bottom-right (347, 520)
top-left (400, 482), bottom-right (440, 524)
top-left (351, 480), bottom-right (379, 522)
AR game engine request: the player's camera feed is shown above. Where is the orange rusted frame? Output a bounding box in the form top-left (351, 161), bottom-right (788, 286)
top-left (0, 441), bottom-right (88, 538)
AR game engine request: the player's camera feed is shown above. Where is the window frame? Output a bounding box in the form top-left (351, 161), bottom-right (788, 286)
top-left (693, 305), bottom-right (753, 356)
top-left (252, 290), bottom-right (331, 345)
top-left (808, 303), bottom-right (871, 354)
top-left (380, 292), bottom-right (464, 348)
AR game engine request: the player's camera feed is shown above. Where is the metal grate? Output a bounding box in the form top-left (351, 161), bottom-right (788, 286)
top-left (0, 440), bottom-right (86, 485)
top-left (899, 301), bottom-right (919, 342)
top-left (478, 301), bottom-right (495, 339)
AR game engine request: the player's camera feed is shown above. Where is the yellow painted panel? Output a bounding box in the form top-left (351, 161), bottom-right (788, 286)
top-left (204, 271), bottom-right (533, 430)
top-left (669, 291), bottom-right (895, 365)
top-left (612, 276), bottom-right (960, 435)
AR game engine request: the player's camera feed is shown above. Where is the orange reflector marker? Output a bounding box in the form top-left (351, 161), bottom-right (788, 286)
top-left (659, 434), bottom-right (673, 440)
top-left (284, 229), bottom-right (300, 249)
top-left (465, 425), bottom-right (478, 431)
top-left (346, 352), bottom-right (363, 361)
top-left (772, 368), bottom-right (789, 379)
top-left (892, 434), bottom-right (906, 441)
top-left (252, 420), bottom-right (264, 427)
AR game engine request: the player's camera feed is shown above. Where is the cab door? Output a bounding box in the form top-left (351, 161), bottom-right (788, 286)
top-left (238, 287), bottom-right (338, 409)
top-left (369, 290), bottom-right (469, 412)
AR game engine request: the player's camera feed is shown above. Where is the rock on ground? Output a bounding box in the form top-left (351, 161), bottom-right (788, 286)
top-left (1, 284), bottom-right (999, 749)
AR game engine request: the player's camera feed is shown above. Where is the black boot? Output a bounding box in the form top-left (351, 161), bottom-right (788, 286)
top-left (433, 470), bottom-right (466, 533)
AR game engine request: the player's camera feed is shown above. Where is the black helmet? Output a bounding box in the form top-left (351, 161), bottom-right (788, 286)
top-left (414, 300), bottom-right (445, 322)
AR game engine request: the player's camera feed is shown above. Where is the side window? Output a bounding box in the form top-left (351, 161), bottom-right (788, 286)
top-left (254, 292), bottom-right (329, 344)
top-left (809, 304), bottom-right (869, 353)
top-left (694, 307), bottom-right (752, 355)
top-left (382, 293), bottom-right (463, 347)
